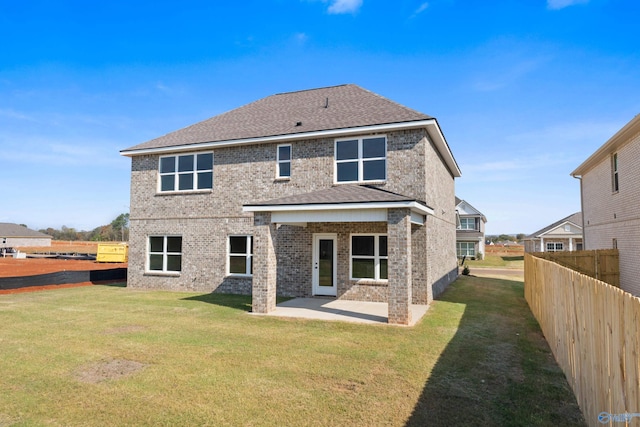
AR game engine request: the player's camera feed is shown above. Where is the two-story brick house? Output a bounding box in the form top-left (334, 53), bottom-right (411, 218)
top-left (455, 197), bottom-right (487, 259)
top-left (571, 114), bottom-right (640, 296)
top-left (120, 84), bottom-right (461, 325)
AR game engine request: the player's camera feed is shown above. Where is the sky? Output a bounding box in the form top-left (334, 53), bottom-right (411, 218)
top-left (1, 0), bottom-right (639, 235)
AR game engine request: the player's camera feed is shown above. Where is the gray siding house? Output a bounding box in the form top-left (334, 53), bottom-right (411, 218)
top-left (121, 84), bottom-right (461, 325)
top-left (455, 197), bottom-right (487, 259)
top-left (0, 223), bottom-right (52, 248)
top-left (571, 114), bottom-right (640, 296)
top-left (522, 212), bottom-right (583, 253)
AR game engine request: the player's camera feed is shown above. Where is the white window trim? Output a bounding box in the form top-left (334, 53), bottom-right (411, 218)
top-left (158, 152), bottom-right (214, 193)
top-left (456, 241), bottom-right (476, 257)
top-left (612, 153), bottom-right (619, 193)
top-left (227, 235), bottom-right (253, 277)
top-left (459, 217), bottom-right (476, 230)
top-left (334, 135), bottom-right (387, 184)
top-left (349, 233), bottom-right (388, 281)
top-left (146, 235), bottom-right (182, 274)
top-left (546, 242), bottom-right (563, 252)
top-left (276, 144), bottom-right (291, 179)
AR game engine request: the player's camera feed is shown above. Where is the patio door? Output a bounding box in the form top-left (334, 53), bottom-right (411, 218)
top-left (312, 234), bottom-right (337, 296)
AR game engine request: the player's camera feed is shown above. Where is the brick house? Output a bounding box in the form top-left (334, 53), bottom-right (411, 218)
top-left (522, 212), bottom-right (583, 253)
top-left (120, 84), bottom-right (462, 325)
top-left (455, 197), bottom-right (487, 259)
top-left (571, 114), bottom-right (640, 295)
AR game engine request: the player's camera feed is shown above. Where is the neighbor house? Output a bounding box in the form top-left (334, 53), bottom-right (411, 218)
top-left (120, 84), bottom-right (462, 325)
top-left (522, 212), bottom-right (583, 253)
top-left (455, 197), bottom-right (487, 259)
top-left (0, 223), bottom-right (52, 248)
top-left (571, 114), bottom-right (640, 296)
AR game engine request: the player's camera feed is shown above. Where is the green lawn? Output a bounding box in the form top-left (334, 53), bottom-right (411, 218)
top-left (465, 253), bottom-right (525, 269)
top-left (0, 278), bottom-right (584, 426)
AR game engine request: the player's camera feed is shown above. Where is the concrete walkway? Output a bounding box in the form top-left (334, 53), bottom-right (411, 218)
top-left (254, 297), bottom-right (430, 326)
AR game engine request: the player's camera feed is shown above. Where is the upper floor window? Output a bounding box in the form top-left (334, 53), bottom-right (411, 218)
top-left (459, 218), bottom-right (476, 230)
top-left (159, 153), bottom-right (213, 192)
top-left (611, 153), bottom-right (619, 193)
top-left (277, 144), bottom-right (291, 179)
top-left (148, 235), bottom-right (182, 273)
top-left (335, 136), bottom-right (386, 183)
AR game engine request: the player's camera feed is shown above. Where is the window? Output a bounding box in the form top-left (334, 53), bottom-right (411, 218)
top-left (564, 224), bottom-right (571, 232)
top-left (228, 236), bottom-right (253, 276)
top-left (148, 236), bottom-right (182, 272)
top-left (277, 144), bottom-right (291, 178)
top-left (335, 136), bottom-right (386, 183)
top-left (350, 234), bottom-right (388, 280)
top-left (459, 218), bottom-right (476, 230)
top-left (612, 153), bottom-right (619, 193)
top-left (546, 242), bottom-right (563, 252)
top-left (456, 242), bottom-right (476, 258)
top-left (159, 153), bottom-right (213, 192)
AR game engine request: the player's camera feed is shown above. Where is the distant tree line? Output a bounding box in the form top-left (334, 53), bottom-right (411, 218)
top-left (487, 234), bottom-right (526, 243)
top-left (38, 213), bottom-right (129, 242)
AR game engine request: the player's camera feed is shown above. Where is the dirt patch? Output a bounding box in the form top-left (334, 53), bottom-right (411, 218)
top-left (75, 359), bottom-right (147, 384)
top-left (0, 258), bottom-right (127, 278)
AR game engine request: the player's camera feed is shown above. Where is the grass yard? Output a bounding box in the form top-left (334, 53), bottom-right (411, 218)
top-left (465, 245), bottom-right (525, 269)
top-left (0, 277), bottom-right (584, 426)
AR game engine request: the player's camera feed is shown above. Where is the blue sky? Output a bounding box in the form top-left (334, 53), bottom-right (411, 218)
top-left (1, 0), bottom-right (639, 234)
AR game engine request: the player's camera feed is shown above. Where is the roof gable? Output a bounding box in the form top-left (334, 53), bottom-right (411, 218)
top-left (525, 212), bottom-right (583, 239)
top-left (455, 198), bottom-right (487, 221)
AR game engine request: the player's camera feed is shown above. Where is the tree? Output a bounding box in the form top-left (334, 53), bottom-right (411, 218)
top-left (111, 213), bottom-right (130, 241)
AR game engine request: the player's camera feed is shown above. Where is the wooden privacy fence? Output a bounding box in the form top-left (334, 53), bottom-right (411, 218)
top-left (531, 249), bottom-right (619, 288)
top-left (525, 254), bottom-right (640, 427)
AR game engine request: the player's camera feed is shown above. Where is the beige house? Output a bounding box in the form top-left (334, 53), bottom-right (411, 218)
top-left (523, 213), bottom-right (583, 253)
top-left (120, 84), bottom-right (462, 325)
top-left (455, 197), bottom-right (487, 259)
top-left (571, 114), bottom-right (640, 295)
top-left (0, 223), bottom-right (52, 249)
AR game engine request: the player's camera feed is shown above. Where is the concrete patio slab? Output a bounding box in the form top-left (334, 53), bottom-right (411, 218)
top-left (253, 297), bottom-right (429, 326)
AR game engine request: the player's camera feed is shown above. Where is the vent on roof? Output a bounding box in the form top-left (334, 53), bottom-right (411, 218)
top-left (295, 121), bottom-right (302, 127)
top-left (324, 97), bottom-right (329, 108)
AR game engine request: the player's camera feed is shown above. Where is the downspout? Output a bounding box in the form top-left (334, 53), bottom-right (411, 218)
top-left (572, 174), bottom-right (586, 249)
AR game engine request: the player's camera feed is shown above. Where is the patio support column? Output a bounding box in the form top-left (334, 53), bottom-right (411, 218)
top-left (387, 208), bottom-right (412, 325)
top-left (252, 212), bottom-right (277, 314)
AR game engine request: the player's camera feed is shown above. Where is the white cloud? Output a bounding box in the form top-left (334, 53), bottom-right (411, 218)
top-left (294, 32), bottom-right (309, 45)
top-left (327, 0), bottom-right (363, 14)
top-left (547, 0), bottom-right (588, 10)
top-left (411, 2), bottom-right (429, 18)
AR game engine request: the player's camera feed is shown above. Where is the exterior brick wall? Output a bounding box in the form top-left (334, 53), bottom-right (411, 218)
top-left (127, 128), bottom-right (458, 303)
top-left (581, 129), bottom-right (640, 295)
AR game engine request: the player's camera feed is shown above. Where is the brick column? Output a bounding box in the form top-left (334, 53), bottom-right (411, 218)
top-left (387, 208), bottom-right (412, 325)
top-left (252, 212), bottom-right (277, 314)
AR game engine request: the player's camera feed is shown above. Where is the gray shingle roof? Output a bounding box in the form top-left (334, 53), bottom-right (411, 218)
top-left (245, 185), bottom-right (430, 208)
top-left (525, 212), bottom-right (583, 238)
top-left (123, 84), bottom-right (432, 152)
top-left (0, 223), bottom-right (52, 238)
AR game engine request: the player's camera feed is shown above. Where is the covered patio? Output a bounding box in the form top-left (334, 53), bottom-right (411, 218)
top-left (243, 185), bottom-right (434, 325)
top-left (252, 297), bottom-right (430, 326)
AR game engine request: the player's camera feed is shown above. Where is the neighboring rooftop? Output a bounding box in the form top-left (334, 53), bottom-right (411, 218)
top-left (525, 212), bottom-right (583, 239)
top-left (122, 84), bottom-right (432, 153)
top-left (0, 223), bottom-right (52, 239)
